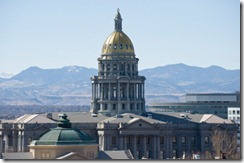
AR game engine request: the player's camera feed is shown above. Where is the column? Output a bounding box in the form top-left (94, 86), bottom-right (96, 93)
top-left (108, 83), bottom-right (111, 100)
top-left (123, 136), bottom-right (127, 150)
top-left (117, 82), bottom-right (120, 101)
top-left (142, 83), bottom-right (144, 98)
top-left (156, 136), bottom-right (160, 159)
top-left (0, 136), bottom-right (3, 153)
top-left (126, 82), bottom-right (129, 100)
top-left (18, 131), bottom-right (21, 152)
top-left (143, 135), bottom-right (147, 158)
top-left (12, 130), bottom-right (17, 152)
top-left (133, 135), bottom-right (137, 159)
top-left (152, 136), bottom-right (157, 159)
top-left (3, 134), bottom-right (9, 152)
top-left (119, 135), bottom-right (123, 150)
top-left (21, 132), bottom-right (25, 152)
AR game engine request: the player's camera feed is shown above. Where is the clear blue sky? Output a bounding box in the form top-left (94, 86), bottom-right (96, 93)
top-left (0, 0), bottom-right (240, 74)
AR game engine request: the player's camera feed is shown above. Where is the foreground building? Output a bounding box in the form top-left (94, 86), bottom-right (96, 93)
top-left (0, 111), bottom-right (238, 159)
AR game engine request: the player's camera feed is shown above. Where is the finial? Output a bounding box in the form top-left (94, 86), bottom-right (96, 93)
top-left (57, 113), bottom-right (71, 128)
top-left (114, 8), bottom-right (122, 31)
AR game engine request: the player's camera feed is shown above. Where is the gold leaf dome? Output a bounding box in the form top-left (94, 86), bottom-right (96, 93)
top-left (102, 31), bottom-right (134, 54)
top-left (101, 9), bottom-right (135, 55)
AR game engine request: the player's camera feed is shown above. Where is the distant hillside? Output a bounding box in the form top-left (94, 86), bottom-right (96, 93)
top-left (0, 64), bottom-right (240, 105)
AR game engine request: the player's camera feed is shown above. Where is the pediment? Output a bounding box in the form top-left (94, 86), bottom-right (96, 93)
top-left (33, 124), bottom-right (51, 131)
top-left (120, 118), bottom-right (159, 130)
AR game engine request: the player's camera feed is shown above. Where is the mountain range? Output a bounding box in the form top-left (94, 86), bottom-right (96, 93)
top-left (0, 63), bottom-right (240, 105)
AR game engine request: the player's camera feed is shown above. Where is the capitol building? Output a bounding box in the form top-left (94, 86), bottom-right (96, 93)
top-left (0, 10), bottom-right (239, 160)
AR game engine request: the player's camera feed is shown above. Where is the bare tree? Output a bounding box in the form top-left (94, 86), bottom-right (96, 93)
top-left (210, 125), bottom-right (240, 159)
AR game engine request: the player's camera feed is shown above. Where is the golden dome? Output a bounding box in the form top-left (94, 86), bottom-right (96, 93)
top-left (101, 9), bottom-right (135, 55)
top-left (102, 31), bottom-right (134, 54)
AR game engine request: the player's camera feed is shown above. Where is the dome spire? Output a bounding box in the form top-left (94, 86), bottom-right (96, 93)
top-left (114, 8), bottom-right (122, 31)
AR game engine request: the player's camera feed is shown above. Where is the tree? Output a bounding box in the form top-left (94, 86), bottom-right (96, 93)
top-left (210, 125), bottom-right (240, 159)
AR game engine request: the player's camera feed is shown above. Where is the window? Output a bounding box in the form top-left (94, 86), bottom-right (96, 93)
top-left (172, 136), bottom-right (177, 144)
top-left (41, 152), bottom-right (50, 159)
top-left (120, 44), bottom-right (123, 49)
top-left (204, 136), bottom-right (209, 144)
top-left (147, 136), bottom-right (151, 144)
top-left (137, 137), bottom-right (141, 144)
top-left (127, 137), bottom-right (131, 145)
top-left (113, 64), bottom-right (117, 71)
top-left (191, 136), bottom-right (196, 144)
top-left (233, 110), bottom-right (236, 114)
top-left (114, 44), bottom-right (117, 49)
top-left (237, 110), bottom-right (240, 115)
top-left (160, 136), bottom-right (164, 145)
top-left (113, 104), bottom-right (116, 110)
top-left (126, 44), bottom-right (128, 49)
top-left (104, 104), bottom-right (107, 110)
top-left (112, 136), bottom-right (116, 145)
top-left (122, 104), bottom-right (125, 110)
top-left (181, 136), bottom-right (186, 144)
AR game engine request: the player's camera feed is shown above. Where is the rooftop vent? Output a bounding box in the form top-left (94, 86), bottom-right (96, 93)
top-left (180, 114), bottom-right (188, 119)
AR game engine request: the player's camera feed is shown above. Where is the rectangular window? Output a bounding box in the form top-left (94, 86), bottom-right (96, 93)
top-left (181, 136), bottom-right (186, 144)
top-left (147, 136), bottom-right (151, 144)
top-left (191, 136), bottom-right (196, 144)
top-left (137, 137), bottom-right (140, 144)
top-left (160, 136), bottom-right (164, 145)
top-left (122, 104), bottom-right (125, 110)
top-left (205, 136), bottom-right (209, 144)
top-left (112, 136), bottom-right (116, 145)
top-left (127, 137), bottom-right (131, 145)
top-left (41, 152), bottom-right (50, 159)
top-left (113, 104), bottom-right (116, 110)
top-left (172, 136), bottom-right (177, 144)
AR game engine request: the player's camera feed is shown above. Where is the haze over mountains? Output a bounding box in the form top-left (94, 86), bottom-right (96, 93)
top-left (0, 63), bottom-right (240, 105)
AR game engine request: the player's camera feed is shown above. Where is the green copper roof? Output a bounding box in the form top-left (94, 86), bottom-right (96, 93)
top-left (30, 113), bottom-right (97, 146)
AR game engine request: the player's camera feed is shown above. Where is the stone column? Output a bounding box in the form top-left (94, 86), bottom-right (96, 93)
top-left (143, 135), bottom-right (147, 158)
top-left (0, 135), bottom-right (3, 153)
top-left (119, 135), bottom-right (123, 150)
top-left (152, 135), bottom-right (157, 159)
top-left (21, 132), bottom-right (25, 152)
top-left (3, 134), bottom-right (9, 152)
top-left (12, 130), bottom-right (17, 152)
top-left (156, 136), bottom-right (160, 159)
top-left (108, 83), bottom-right (111, 100)
top-left (123, 136), bottom-right (127, 150)
top-left (133, 135), bottom-right (137, 159)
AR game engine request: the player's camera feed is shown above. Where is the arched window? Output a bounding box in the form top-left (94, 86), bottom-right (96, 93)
top-left (114, 44), bottom-right (117, 49)
top-left (102, 64), bottom-right (105, 71)
top-left (107, 64), bottom-right (110, 71)
top-left (126, 44), bottom-right (128, 49)
top-left (127, 64), bottom-right (130, 71)
top-left (120, 44), bottom-right (123, 49)
top-left (113, 63), bottom-right (117, 71)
